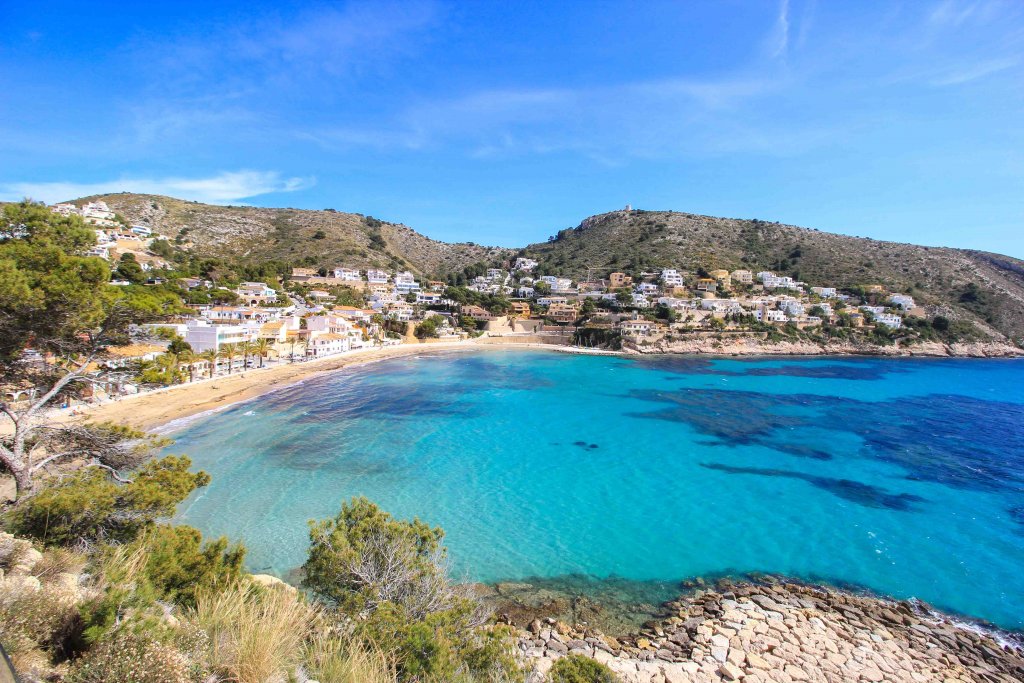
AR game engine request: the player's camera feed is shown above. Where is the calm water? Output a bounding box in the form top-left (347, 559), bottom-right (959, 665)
top-left (171, 350), bottom-right (1024, 630)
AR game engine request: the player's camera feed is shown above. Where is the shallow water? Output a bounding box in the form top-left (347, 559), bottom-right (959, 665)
top-left (171, 350), bottom-right (1024, 630)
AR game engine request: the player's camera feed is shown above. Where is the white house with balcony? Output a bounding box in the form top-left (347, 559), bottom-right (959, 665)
top-left (394, 271), bottom-right (421, 294)
top-left (661, 269), bottom-right (685, 287)
top-left (333, 268), bottom-right (362, 281)
top-left (184, 321), bottom-right (256, 353)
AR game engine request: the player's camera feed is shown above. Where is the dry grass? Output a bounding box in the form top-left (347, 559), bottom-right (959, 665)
top-left (303, 631), bottom-right (395, 683)
top-left (32, 547), bottom-right (88, 582)
top-left (188, 580), bottom-right (318, 683)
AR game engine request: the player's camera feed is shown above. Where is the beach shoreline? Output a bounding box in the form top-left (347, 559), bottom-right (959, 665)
top-left (62, 339), bottom-right (616, 433)
top-left (58, 336), bottom-right (1023, 434)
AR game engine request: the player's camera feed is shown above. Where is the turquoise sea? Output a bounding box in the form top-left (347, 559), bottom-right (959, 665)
top-left (171, 350), bottom-right (1024, 630)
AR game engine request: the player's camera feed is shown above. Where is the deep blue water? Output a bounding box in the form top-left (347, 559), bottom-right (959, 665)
top-left (171, 350), bottom-right (1024, 630)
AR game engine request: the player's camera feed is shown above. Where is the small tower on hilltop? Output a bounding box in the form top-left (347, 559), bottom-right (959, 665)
top-left (624, 204), bottom-right (632, 212)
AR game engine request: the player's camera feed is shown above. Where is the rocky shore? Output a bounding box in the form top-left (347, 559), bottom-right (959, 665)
top-left (626, 337), bottom-right (1023, 358)
top-left (509, 579), bottom-right (1024, 683)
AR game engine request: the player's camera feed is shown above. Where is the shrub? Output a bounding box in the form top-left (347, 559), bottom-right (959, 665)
top-left (303, 498), bottom-right (518, 682)
top-left (302, 496), bottom-right (445, 612)
top-left (6, 456), bottom-right (210, 547)
top-left (0, 579), bottom-right (81, 661)
top-left (66, 630), bottom-right (193, 683)
top-left (549, 654), bottom-right (620, 683)
top-left (139, 524), bottom-right (245, 607)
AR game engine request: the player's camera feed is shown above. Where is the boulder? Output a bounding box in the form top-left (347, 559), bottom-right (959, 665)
top-left (250, 573), bottom-right (297, 592)
top-left (719, 662), bottom-right (745, 680)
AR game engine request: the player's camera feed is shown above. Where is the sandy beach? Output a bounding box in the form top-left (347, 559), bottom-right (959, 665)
top-left (66, 341), bottom-right (475, 432)
top-left (60, 338), bottom-right (615, 433)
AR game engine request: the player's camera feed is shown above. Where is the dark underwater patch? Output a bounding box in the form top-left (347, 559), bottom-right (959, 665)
top-left (700, 463), bottom-right (927, 511)
top-left (634, 356), bottom-right (902, 381)
top-left (628, 387), bottom-right (1024, 495)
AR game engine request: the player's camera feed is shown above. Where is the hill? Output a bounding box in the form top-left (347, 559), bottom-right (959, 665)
top-left (520, 209), bottom-right (1024, 343)
top-left (71, 193), bottom-right (509, 277)
top-left (61, 195), bottom-right (1024, 343)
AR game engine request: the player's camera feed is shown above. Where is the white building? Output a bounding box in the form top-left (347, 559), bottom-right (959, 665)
top-left (782, 301), bottom-right (805, 318)
top-left (333, 268), bottom-right (362, 281)
top-left (184, 321), bottom-right (256, 353)
top-left (306, 333), bottom-right (350, 358)
top-left (731, 270), bottom-right (754, 285)
top-left (811, 287), bottom-right (837, 298)
top-left (513, 257), bottom-right (538, 272)
top-left (394, 271), bottom-right (421, 294)
top-left (130, 225), bottom-right (152, 237)
top-left (366, 269), bottom-right (389, 284)
top-left (516, 286), bottom-right (535, 298)
top-left (236, 282), bottom-right (278, 305)
top-left (661, 269), bottom-right (685, 287)
top-left (51, 203), bottom-right (78, 216)
top-left (889, 294), bottom-right (916, 310)
top-left (539, 275), bottom-right (574, 293)
top-left (874, 313), bottom-right (903, 329)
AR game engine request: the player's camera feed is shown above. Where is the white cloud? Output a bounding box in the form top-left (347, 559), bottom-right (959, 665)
top-left (768, 0), bottom-right (791, 58)
top-left (930, 57), bottom-right (1020, 85)
top-left (0, 170), bottom-right (314, 204)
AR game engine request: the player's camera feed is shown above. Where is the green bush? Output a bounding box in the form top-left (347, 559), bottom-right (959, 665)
top-left (549, 654), bottom-right (620, 683)
top-left (5, 456), bottom-right (210, 546)
top-left (303, 497), bottom-right (520, 681)
top-left (138, 524), bottom-right (245, 607)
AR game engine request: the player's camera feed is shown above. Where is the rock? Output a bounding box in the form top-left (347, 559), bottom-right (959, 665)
top-left (745, 652), bottom-right (770, 670)
top-left (528, 618), bottom-right (542, 634)
top-left (719, 662), bottom-right (745, 680)
top-left (249, 574), bottom-right (297, 592)
top-left (10, 544), bottom-right (43, 575)
top-left (636, 637), bottom-right (652, 649)
top-left (784, 664), bottom-right (809, 680)
top-left (547, 640), bottom-right (567, 654)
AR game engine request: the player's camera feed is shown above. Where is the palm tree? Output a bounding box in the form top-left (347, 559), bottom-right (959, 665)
top-left (218, 343), bottom-right (239, 375)
top-left (252, 338), bottom-right (275, 368)
top-left (198, 349), bottom-right (218, 378)
top-left (286, 338), bottom-right (305, 363)
top-left (155, 352), bottom-right (182, 384)
top-left (177, 349), bottom-right (197, 382)
top-left (239, 341), bottom-right (254, 370)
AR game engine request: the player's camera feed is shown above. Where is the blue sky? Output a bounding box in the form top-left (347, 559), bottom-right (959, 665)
top-left (1, 1), bottom-right (1022, 255)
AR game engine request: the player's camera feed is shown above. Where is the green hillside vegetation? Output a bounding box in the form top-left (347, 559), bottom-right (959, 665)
top-left (521, 210), bottom-right (1024, 343)
top-left (32, 195), bottom-right (1024, 344)
top-left (73, 193), bottom-right (511, 278)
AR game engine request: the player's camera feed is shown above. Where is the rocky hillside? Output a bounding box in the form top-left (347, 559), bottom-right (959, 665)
top-left (64, 196), bottom-right (1024, 343)
top-left (71, 193), bottom-right (510, 277)
top-left (521, 210), bottom-right (1024, 343)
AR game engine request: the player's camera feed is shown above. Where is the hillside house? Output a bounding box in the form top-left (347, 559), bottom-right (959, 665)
top-left (546, 303), bottom-right (579, 324)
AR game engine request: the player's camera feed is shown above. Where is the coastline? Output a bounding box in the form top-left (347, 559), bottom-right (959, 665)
top-left (64, 339), bottom-right (617, 433)
top-left (505, 577), bottom-right (1024, 683)
top-left (61, 336), bottom-right (1022, 434)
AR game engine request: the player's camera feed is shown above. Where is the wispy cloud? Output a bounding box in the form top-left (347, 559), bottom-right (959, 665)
top-left (768, 0), bottom-right (791, 58)
top-left (304, 72), bottom-right (793, 163)
top-left (930, 56), bottom-right (1020, 85)
top-left (0, 170), bottom-right (314, 204)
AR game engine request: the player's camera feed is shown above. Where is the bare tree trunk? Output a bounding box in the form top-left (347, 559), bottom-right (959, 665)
top-left (13, 466), bottom-right (32, 498)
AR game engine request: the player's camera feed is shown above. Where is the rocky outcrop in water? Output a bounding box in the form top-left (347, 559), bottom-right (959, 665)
top-left (513, 579), bottom-right (1024, 682)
